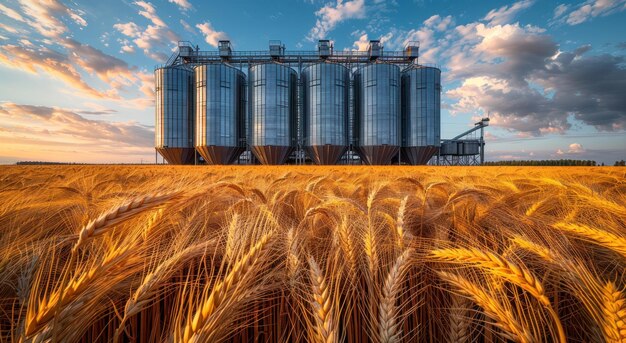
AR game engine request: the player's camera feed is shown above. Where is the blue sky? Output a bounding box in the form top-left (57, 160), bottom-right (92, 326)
top-left (0, 0), bottom-right (625, 164)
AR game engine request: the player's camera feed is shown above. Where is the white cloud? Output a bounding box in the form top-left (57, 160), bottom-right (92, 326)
top-left (168, 0), bottom-right (192, 11)
top-left (19, 39), bottom-right (34, 47)
top-left (114, 1), bottom-right (181, 61)
top-left (564, 0), bottom-right (626, 25)
top-left (351, 31), bottom-right (369, 51)
top-left (6, 0), bottom-right (88, 38)
top-left (307, 0), bottom-right (366, 41)
top-left (0, 22), bottom-right (20, 34)
top-left (553, 3), bottom-right (570, 19)
top-left (483, 0), bottom-right (534, 26)
top-left (135, 1), bottom-right (166, 27)
top-left (180, 19), bottom-right (194, 33)
top-left (0, 44), bottom-right (106, 98)
top-left (424, 14), bottom-right (454, 32)
top-left (0, 4), bottom-right (25, 21)
top-left (0, 37), bottom-right (154, 107)
top-left (568, 143), bottom-right (585, 153)
top-left (196, 21), bottom-right (228, 47)
top-left (68, 8), bottom-right (87, 27)
top-left (113, 22), bottom-right (141, 37)
top-left (556, 143), bottom-right (585, 155)
top-left (121, 43), bottom-right (135, 53)
top-left (444, 20), bottom-right (626, 134)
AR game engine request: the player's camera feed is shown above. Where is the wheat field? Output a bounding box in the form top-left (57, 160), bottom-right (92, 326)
top-left (0, 165), bottom-right (625, 343)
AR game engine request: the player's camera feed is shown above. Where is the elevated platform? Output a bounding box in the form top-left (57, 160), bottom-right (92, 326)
top-left (162, 40), bottom-right (426, 68)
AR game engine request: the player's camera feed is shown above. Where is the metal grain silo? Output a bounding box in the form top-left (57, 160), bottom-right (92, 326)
top-left (155, 65), bottom-right (195, 164)
top-left (353, 63), bottom-right (401, 165)
top-left (401, 65), bottom-right (441, 165)
top-left (302, 62), bottom-right (349, 165)
top-left (248, 62), bottom-right (297, 165)
top-left (195, 64), bottom-right (246, 164)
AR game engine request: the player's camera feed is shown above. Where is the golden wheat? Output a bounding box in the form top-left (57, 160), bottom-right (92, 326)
top-left (553, 222), bottom-right (626, 259)
top-left (601, 281), bottom-right (626, 343)
top-left (0, 166), bottom-right (624, 342)
top-left (431, 247), bottom-right (550, 306)
top-left (378, 249), bottom-right (411, 343)
top-left (72, 192), bottom-right (177, 253)
top-left (308, 256), bottom-right (337, 343)
top-left (438, 271), bottom-right (535, 343)
top-left (447, 294), bottom-right (471, 343)
top-left (181, 231), bottom-right (274, 342)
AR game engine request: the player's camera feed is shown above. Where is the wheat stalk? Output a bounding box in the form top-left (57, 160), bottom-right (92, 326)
top-left (553, 222), bottom-right (626, 259)
top-left (308, 256), bottom-right (336, 343)
top-left (378, 249), bottom-right (411, 343)
top-left (181, 231), bottom-right (274, 342)
top-left (438, 271), bottom-right (535, 343)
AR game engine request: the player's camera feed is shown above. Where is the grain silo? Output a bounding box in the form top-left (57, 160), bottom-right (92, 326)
top-left (154, 65), bottom-right (195, 165)
top-left (248, 62), bottom-right (297, 165)
top-left (401, 65), bottom-right (441, 165)
top-left (195, 64), bottom-right (246, 164)
top-left (353, 63), bottom-right (401, 165)
top-left (301, 62), bottom-right (349, 165)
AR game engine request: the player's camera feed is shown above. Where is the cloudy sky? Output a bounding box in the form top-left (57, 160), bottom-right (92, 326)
top-left (0, 0), bottom-right (625, 164)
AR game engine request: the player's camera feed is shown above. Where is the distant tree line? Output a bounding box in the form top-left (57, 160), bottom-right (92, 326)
top-left (15, 161), bottom-right (89, 165)
top-left (484, 159), bottom-right (598, 166)
top-left (615, 160), bottom-right (626, 166)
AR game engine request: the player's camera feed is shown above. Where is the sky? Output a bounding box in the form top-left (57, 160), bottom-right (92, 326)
top-left (0, 0), bottom-right (625, 164)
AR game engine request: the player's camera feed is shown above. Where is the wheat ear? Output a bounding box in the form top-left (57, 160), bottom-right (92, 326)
top-left (438, 271), bottom-right (535, 343)
top-left (553, 222), bottom-right (626, 259)
top-left (448, 294), bottom-right (472, 343)
top-left (142, 207), bottom-right (164, 240)
top-left (309, 256), bottom-right (336, 343)
top-left (601, 281), bottom-right (626, 343)
top-left (396, 196), bottom-right (408, 249)
top-left (286, 227), bottom-right (300, 287)
top-left (25, 244), bottom-right (132, 336)
top-left (181, 231), bottom-right (273, 342)
top-left (114, 240), bottom-right (216, 343)
top-left (73, 192), bottom-right (177, 253)
top-left (510, 236), bottom-right (558, 263)
top-left (431, 247), bottom-right (550, 307)
top-left (378, 249), bottom-right (411, 343)
top-left (224, 213), bottom-right (239, 263)
top-left (336, 218), bottom-right (357, 281)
